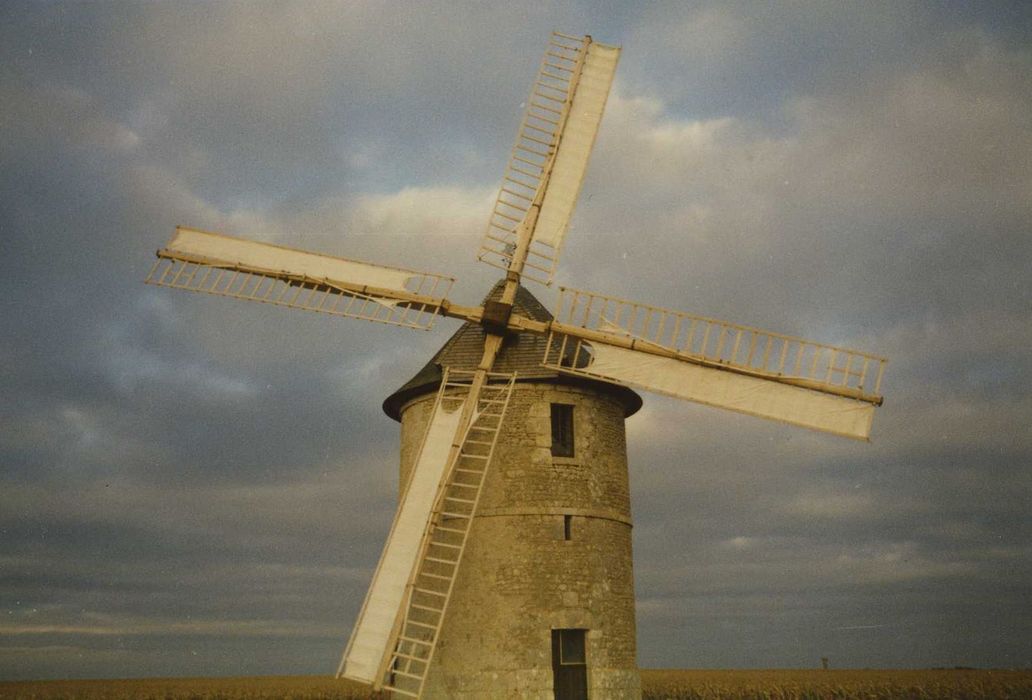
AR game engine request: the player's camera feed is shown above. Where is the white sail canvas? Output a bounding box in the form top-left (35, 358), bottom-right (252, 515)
top-left (166, 227), bottom-right (418, 294)
top-left (340, 399), bottom-right (465, 683)
top-left (570, 343), bottom-right (876, 440)
top-left (533, 42), bottom-right (619, 251)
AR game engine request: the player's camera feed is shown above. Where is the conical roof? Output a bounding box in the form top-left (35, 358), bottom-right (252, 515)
top-left (383, 280), bottom-right (642, 420)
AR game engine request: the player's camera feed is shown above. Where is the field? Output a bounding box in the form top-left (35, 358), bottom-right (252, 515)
top-left (640, 669), bottom-right (1032, 698)
top-left (2, 669), bottom-right (1031, 699)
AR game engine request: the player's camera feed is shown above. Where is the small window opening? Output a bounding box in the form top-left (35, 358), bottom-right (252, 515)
top-left (563, 514), bottom-right (573, 541)
top-left (551, 403), bottom-right (575, 457)
top-left (552, 628), bottom-right (588, 700)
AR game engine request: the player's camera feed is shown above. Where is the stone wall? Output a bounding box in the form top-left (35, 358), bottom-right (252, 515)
top-left (398, 380), bottom-right (641, 699)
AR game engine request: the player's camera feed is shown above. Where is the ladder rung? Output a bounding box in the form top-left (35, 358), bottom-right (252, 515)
top-left (430, 540), bottom-right (462, 550)
top-left (500, 187), bottom-right (533, 201)
top-left (509, 164), bottom-right (543, 179)
top-left (392, 648), bottom-right (429, 664)
top-left (549, 35), bottom-right (581, 49)
top-left (435, 525), bottom-right (468, 534)
top-left (443, 496), bottom-right (476, 504)
top-left (543, 60), bottom-right (573, 73)
top-left (440, 510), bottom-right (473, 517)
top-left (503, 175), bottom-right (537, 191)
top-left (521, 257), bottom-right (553, 273)
top-left (492, 209), bottom-right (523, 223)
top-left (383, 684), bottom-right (419, 698)
top-left (523, 121), bottom-right (558, 139)
top-left (535, 80), bottom-right (568, 96)
top-left (529, 100), bottom-right (562, 115)
top-left (447, 482), bottom-right (478, 490)
top-left (546, 50), bottom-right (575, 63)
top-left (516, 141), bottom-right (550, 157)
top-left (393, 650), bottom-right (431, 663)
top-left (482, 231), bottom-right (513, 245)
top-left (498, 197), bottom-right (529, 212)
top-left (530, 87), bottom-right (564, 103)
top-left (425, 555), bottom-right (457, 565)
top-left (513, 154), bottom-right (546, 167)
top-left (454, 468), bottom-right (484, 475)
top-left (397, 635), bottom-right (433, 647)
top-left (553, 30), bottom-right (585, 42)
top-left (527, 110), bottom-right (560, 127)
top-left (463, 439), bottom-right (494, 446)
top-left (404, 620), bottom-right (438, 631)
top-left (456, 455), bottom-right (488, 461)
top-left (413, 587), bottom-right (447, 597)
top-left (391, 668), bottom-right (426, 681)
top-left (520, 132), bottom-right (555, 148)
top-left (410, 602), bottom-right (443, 615)
top-left (419, 571), bottom-right (451, 581)
top-left (541, 69), bottom-right (571, 83)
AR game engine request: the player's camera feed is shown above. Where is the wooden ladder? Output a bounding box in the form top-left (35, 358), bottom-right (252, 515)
top-left (380, 369), bottom-right (517, 698)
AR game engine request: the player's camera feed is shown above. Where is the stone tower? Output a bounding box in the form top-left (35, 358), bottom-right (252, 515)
top-left (383, 282), bottom-right (642, 699)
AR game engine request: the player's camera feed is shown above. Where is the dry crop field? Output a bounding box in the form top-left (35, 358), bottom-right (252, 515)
top-left (640, 669), bottom-right (1032, 698)
top-left (2, 669), bottom-right (1032, 699)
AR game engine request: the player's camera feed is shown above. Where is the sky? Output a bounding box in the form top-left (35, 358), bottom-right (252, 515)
top-left (2, 0), bottom-right (1031, 682)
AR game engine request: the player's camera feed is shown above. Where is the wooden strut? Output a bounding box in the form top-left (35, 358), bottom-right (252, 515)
top-left (433, 302), bottom-right (885, 406)
top-left (523, 316), bottom-right (886, 406)
top-left (154, 248), bottom-right (452, 314)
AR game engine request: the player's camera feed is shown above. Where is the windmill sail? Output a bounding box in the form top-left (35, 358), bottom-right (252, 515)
top-left (533, 41), bottom-right (619, 252)
top-left (147, 227), bottom-right (454, 329)
top-left (478, 33), bottom-right (619, 285)
top-left (543, 288), bottom-right (886, 440)
top-left (339, 370), bottom-right (516, 697)
top-left (340, 382), bottom-right (466, 684)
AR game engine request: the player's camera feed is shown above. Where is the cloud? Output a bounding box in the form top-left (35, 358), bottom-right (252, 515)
top-left (342, 186), bottom-right (495, 239)
top-left (569, 28), bottom-right (1032, 336)
top-left (2, 1), bottom-right (1031, 680)
top-left (0, 81), bottom-right (140, 156)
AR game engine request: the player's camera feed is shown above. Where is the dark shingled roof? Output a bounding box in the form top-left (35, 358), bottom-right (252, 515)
top-left (382, 280), bottom-right (642, 421)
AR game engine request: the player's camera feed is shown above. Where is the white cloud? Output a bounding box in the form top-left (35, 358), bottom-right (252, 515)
top-left (341, 186), bottom-right (495, 240)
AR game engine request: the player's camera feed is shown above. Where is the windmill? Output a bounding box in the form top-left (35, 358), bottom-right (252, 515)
top-left (146, 32), bottom-right (886, 700)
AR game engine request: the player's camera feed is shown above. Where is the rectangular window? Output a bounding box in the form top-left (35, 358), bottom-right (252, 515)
top-left (552, 628), bottom-right (588, 700)
top-left (551, 403), bottom-right (575, 457)
top-left (563, 514), bottom-right (573, 541)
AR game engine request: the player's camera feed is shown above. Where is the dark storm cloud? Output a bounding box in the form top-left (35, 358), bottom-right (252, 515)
top-left (1, 0), bottom-right (1030, 681)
